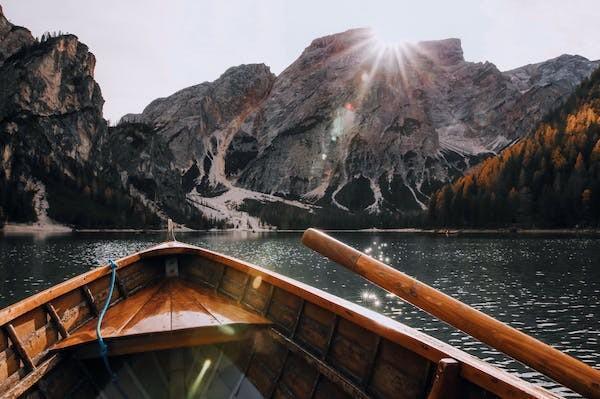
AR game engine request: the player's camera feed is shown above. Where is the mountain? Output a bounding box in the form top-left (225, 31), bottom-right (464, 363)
top-left (123, 28), bottom-right (598, 227)
top-left (0, 6), bottom-right (208, 229)
top-left (428, 67), bottom-right (600, 228)
top-left (1, 7), bottom-right (598, 229)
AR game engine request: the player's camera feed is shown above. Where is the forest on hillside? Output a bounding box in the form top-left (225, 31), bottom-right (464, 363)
top-left (428, 67), bottom-right (600, 228)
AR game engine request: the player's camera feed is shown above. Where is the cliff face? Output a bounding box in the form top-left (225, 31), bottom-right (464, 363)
top-left (233, 30), bottom-right (598, 214)
top-left (0, 7), bottom-right (203, 228)
top-left (1, 7), bottom-right (598, 229)
top-left (0, 6), bottom-right (112, 225)
top-left (128, 28), bottom-right (598, 220)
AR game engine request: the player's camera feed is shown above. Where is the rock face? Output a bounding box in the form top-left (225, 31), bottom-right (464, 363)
top-left (1, 9), bottom-right (598, 228)
top-left (128, 28), bottom-right (599, 219)
top-left (233, 30), bottom-right (599, 213)
top-left (0, 6), bottom-right (34, 64)
top-left (0, 7), bottom-right (204, 228)
top-left (0, 6), bottom-right (112, 225)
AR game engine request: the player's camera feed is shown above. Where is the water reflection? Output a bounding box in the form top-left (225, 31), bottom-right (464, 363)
top-left (0, 232), bottom-right (598, 397)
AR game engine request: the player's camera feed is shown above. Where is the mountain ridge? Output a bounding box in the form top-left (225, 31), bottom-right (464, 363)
top-left (1, 8), bottom-right (598, 229)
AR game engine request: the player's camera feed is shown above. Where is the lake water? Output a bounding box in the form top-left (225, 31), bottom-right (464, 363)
top-left (0, 232), bottom-right (598, 397)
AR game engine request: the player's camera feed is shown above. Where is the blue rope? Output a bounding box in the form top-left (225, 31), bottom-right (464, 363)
top-left (96, 259), bottom-right (129, 399)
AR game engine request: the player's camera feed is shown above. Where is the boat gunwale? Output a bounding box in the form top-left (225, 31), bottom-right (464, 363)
top-left (0, 240), bottom-right (559, 399)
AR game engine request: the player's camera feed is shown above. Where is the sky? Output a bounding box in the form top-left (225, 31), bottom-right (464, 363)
top-left (3, 0), bottom-right (600, 122)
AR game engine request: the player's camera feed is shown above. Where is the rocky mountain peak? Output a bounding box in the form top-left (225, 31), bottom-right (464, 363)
top-left (504, 53), bottom-right (599, 92)
top-left (415, 38), bottom-right (464, 66)
top-left (0, 33), bottom-right (102, 120)
top-left (0, 5), bottom-right (35, 65)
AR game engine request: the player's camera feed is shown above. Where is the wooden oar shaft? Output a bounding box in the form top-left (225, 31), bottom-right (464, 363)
top-left (302, 228), bottom-right (600, 399)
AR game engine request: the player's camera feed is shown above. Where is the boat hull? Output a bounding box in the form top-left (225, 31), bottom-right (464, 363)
top-left (0, 241), bottom-right (558, 398)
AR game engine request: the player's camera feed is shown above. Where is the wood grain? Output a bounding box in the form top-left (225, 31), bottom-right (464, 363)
top-left (427, 358), bottom-right (460, 399)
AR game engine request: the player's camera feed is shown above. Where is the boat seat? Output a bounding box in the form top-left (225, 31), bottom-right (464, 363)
top-left (52, 278), bottom-right (271, 357)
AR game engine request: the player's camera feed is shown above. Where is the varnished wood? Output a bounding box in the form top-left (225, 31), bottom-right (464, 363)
top-left (322, 315), bottom-right (338, 360)
top-left (1, 355), bottom-right (61, 399)
top-left (269, 329), bottom-right (370, 399)
top-left (291, 299), bottom-right (305, 337)
top-left (362, 335), bottom-right (381, 387)
top-left (44, 303), bottom-right (68, 339)
top-left (427, 358), bottom-right (460, 399)
top-left (54, 279), bottom-right (270, 352)
top-left (73, 324), bottom-right (264, 358)
top-left (115, 273), bottom-right (128, 299)
top-left (4, 324), bottom-right (35, 371)
top-left (81, 285), bottom-right (99, 317)
top-left (302, 228), bottom-right (600, 399)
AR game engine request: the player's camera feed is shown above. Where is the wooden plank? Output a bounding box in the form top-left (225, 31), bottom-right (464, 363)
top-left (275, 352), bottom-right (320, 399)
top-left (219, 268), bottom-right (250, 300)
top-left (262, 284), bottom-right (275, 316)
top-left (4, 324), bottom-right (35, 371)
top-left (170, 281), bottom-right (220, 330)
top-left (115, 273), bottom-right (129, 299)
top-left (295, 302), bottom-right (336, 356)
top-left (269, 329), bottom-right (369, 399)
top-left (327, 318), bottom-right (379, 384)
top-left (322, 315), bottom-right (338, 360)
top-left (0, 354), bottom-right (62, 399)
top-left (241, 278), bottom-right (273, 313)
top-left (81, 285), bottom-right (99, 317)
top-left (8, 307), bottom-right (59, 365)
top-left (268, 350), bottom-right (289, 399)
top-left (309, 374), bottom-right (321, 399)
top-left (427, 358), bottom-right (461, 399)
top-left (44, 303), bottom-right (68, 339)
top-left (120, 281), bottom-right (172, 336)
top-left (291, 300), bottom-right (305, 337)
top-left (53, 283), bottom-right (163, 350)
top-left (181, 281), bottom-right (269, 326)
top-left (73, 324), bottom-right (266, 358)
top-left (245, 331), bottom-right (288, 397)
top-left (54, 280), bottom-right (270, 351)
top-left (0, 346), bottom-right (22, 388)
top-left (51, 290), bottom-right (91, 333)
top-left (362, 335), bottom-right (381, 387)
top-left (179, 255), bottom-right (224, 288)
top-left (368, 339), bottom-right (431, 399)
top-left (267, 289), bottom-right (303, 335)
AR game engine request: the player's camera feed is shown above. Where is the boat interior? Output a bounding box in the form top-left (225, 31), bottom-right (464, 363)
top-left (0, 239), bottom-right (589, 398)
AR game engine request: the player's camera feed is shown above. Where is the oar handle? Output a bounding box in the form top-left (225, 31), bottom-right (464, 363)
top-left (301, 228), bottom-right (600, 399)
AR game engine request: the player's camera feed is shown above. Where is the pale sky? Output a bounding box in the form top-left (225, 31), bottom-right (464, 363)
top-left (3, 0), bottom-right (600, 122)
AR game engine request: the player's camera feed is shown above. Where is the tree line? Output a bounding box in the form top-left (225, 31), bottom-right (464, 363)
top-left (428, 67), bottom-right (600, 228)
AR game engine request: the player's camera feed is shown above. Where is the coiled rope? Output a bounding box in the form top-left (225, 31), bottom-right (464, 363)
top-left (96, 259), bottom-right (129, 398)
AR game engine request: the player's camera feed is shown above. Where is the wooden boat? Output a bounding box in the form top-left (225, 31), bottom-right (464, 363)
top-left (0, 229), bottom-right (598, 399)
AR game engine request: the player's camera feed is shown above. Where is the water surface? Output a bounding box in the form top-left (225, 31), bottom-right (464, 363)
top-left (0, 232), bottom-right (598, 397)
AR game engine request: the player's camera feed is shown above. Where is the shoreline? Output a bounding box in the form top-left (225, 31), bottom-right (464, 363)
top-left (2, 223), bottom-right (600, 236)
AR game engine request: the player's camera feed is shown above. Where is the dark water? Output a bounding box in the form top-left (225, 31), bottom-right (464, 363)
top-left (1, 232), bottom-right (598, 397)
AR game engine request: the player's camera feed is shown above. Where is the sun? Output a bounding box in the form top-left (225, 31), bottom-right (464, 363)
top-left (369, 27), bottom-right (408, 51)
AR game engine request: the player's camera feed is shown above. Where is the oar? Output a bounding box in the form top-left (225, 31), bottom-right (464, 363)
top-left (301, 228), bottom-right (600, 399)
